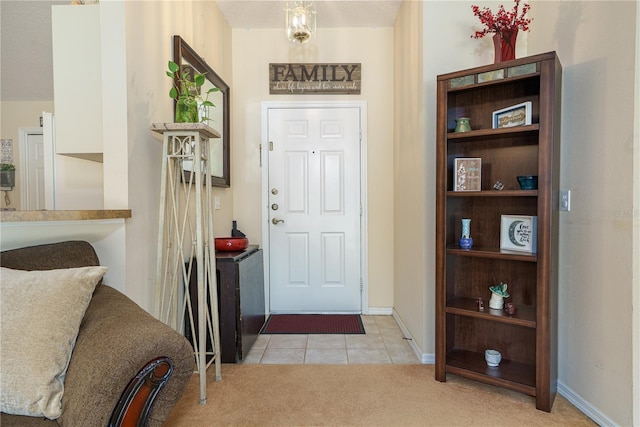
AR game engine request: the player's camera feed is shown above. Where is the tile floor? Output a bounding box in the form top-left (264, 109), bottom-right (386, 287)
top-left (243, 315), bottom-right (421, 365)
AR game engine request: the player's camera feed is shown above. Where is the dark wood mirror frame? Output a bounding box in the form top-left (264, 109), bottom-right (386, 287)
top-left (173, 35), bottom-right (230, 187)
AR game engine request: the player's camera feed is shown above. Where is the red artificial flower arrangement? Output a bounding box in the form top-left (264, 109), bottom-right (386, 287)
top-left (471, 0), bottom-right (532, 39)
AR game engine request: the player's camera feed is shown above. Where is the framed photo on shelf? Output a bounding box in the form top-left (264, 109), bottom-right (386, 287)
top-left (500, 215), bottom-right (537, 253)
top-left (454, 158), bottom-right (481, 191)
top-left (492, 101), bottom-right (532, 129)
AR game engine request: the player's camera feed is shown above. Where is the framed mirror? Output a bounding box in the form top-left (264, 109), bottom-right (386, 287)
top-left (173, 35), bottom-right (230, 187)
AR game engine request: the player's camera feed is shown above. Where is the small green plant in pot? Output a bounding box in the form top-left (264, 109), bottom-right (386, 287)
top-left (0, 163), bottom-right (16, 188)
top-left (166, 61), bottom-right (220, 123)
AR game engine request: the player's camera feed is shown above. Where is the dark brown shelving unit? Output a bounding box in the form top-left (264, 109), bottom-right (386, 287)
top-left (435, 52), bottom-right (561, 412)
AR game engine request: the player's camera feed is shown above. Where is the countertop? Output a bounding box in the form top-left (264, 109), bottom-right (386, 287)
top-left (0, 210), bottom-right (132, 222)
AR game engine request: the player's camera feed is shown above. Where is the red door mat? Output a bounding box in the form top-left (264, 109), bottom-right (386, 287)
top-left (260, 314), bottom-right (365, 334)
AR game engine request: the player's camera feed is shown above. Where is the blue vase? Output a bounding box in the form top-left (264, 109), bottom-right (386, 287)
top-left (460, 218), bottom-right (473, 249)
top-left (459, 237), bottom-right (474, 249)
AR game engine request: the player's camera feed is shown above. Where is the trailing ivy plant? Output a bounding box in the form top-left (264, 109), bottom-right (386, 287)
top-left (166, 61), bottom-right (219, 123)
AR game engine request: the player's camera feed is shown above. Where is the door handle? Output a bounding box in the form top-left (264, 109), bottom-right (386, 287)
top-left (272, 218), bottom-right (285, 225)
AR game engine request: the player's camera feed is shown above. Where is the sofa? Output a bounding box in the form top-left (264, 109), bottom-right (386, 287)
top-left (0, 241), bottom-right (194, 427)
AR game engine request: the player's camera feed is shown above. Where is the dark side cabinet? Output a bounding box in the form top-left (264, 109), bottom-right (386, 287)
top-left (435, 52), bottom-right (561, 412)
top-left (216, 246), bottom-right (266, 363)
top-left (186, 246), bottom-right (265, 363)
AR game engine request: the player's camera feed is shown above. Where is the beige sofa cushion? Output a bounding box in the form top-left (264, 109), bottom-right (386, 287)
top-left (0, 266), bottom-right (107, 419)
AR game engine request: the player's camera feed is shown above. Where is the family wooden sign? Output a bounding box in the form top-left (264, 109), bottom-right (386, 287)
top-left (269, 63), bottom-right (361, 94)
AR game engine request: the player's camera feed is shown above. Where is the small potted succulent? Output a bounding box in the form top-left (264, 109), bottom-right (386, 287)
top-left (488, 282), bottom-right (510, 310)
top-left (166, 61), bottom-right (219, 123)
top-left (0, 163), bottom-right (16, 188)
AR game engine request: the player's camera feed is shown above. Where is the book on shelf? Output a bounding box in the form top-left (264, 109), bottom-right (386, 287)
top-left (454, 158), bottom-right (481, 192)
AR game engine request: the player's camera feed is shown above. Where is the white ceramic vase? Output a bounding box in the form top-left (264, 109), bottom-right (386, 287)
top-left (489, 293), bottom-right (504, 310)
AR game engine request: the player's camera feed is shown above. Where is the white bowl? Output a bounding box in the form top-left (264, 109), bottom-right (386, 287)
top-left (485, 349), bottom-right (502, 367)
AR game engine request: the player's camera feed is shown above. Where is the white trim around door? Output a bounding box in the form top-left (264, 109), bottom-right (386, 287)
top-left (260, 101), bottom-right (369, 316)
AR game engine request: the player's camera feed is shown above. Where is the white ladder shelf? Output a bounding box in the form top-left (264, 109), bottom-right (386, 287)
top-left (151, 122), bottom-right (222, 404)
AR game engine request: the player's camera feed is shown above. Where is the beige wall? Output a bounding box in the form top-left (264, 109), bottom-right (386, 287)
top-left (121, 0), bottom-right (233, 311)
top-left (417, 0), bottom-right (521, 360)
top-left (3, 1), bottom-right (637, 422)
top-left (0, 100), bottom-right (54, 209)
top-left (635, 3), bottom-right (640, 423)
top-left (528, 2), bottom-right (637, 425)
top-left (230, 27), bottom-right (395, 311)
top-left (392, 0), bottom-right (428, 355)
top-left (417, 1), bottom-right (638, 424)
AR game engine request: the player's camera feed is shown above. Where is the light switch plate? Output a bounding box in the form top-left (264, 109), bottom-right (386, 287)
top-left (560, 190), bottom-right (571, 211)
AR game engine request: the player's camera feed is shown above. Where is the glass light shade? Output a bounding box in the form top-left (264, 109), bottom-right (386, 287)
top-left (285, 1), bottom-right (316, 44)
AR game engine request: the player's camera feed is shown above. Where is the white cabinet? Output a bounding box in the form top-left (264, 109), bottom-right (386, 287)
top-left (52, 5), bottom-right (103, 158)
top-left (50, 3), bottom-right (128, 209)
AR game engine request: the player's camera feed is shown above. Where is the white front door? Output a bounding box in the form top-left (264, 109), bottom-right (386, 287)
top-left (267, 107), bottom-right (361, 313)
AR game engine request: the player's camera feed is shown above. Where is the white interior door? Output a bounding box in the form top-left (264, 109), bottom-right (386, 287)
top-left (19, 129), bottom-right (46, 210)
top-left (268, 107), bottom-right (361, 313)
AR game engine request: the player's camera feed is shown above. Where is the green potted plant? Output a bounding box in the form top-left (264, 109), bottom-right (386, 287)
top-left (0, 163), bottom-right (16, 188)
top-left (166, 61), bottom-right (219, 123)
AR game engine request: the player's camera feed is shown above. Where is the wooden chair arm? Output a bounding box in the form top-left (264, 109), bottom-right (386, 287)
top-left (109, 357), bottom-right (174, 427)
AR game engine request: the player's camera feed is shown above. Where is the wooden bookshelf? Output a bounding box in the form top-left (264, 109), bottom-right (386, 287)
top-left (435, 52), bottom-right (562, 412)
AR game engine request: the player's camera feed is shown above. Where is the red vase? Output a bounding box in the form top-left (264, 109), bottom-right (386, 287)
top-left (492, 29), bottom-right (518, 63)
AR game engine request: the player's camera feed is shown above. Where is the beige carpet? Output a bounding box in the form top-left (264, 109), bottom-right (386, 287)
top-left (165, 364), bottom-right (594, 426)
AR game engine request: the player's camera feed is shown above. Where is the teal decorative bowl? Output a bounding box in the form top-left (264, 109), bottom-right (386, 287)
top-left (517, 175), bottom-right (538, 190)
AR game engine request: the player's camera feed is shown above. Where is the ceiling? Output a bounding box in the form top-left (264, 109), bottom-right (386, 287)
top-left (0, 0), bottom-right (401, 102)
top-left (216, 1), bottom-right (402, 29)
top-left (1, 1), bottom-right (67, 102)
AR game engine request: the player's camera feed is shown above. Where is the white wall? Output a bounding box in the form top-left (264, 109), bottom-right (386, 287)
top-left (101, 1), bottom-right (129, 210)
top-left (122, 0), bottom-right (233, 312)
top-left (231, 27), bottom-right (395, 311)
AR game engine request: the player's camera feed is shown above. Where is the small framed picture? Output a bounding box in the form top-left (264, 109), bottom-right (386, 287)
top-left (500, 215), bottom-right (537, 253)
top-left (454, 158), bottom-right (481, 191)
top-left (492, 101), bottom-right (532, 129)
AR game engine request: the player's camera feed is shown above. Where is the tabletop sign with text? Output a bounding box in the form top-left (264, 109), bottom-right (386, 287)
top-left (269, 63), bottom-right (361, 95)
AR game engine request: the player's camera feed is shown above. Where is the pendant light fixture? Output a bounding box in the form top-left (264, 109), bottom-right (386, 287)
top-left (285, 1), bottom-right (316, 44)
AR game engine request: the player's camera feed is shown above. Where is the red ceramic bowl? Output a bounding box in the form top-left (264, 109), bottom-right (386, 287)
top-left (215, 237), bottom-right (249, 252)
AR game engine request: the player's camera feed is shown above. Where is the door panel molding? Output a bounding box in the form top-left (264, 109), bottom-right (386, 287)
top-left (18, 127), bottom-right (45, 210)
top-left (261, 101), bottom-right (368, 315)
top-left (268, 107), bottom-right (359, 312)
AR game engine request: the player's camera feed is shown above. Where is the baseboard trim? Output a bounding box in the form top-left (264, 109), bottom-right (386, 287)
top-left (387, 311), bottom-right (612, 424)
top-left (366, 307), bottom-right (393, 315)
top-left (391, 309), bottom-right (434, 364)
top-left (557, 381), bottom-right (616, 426)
